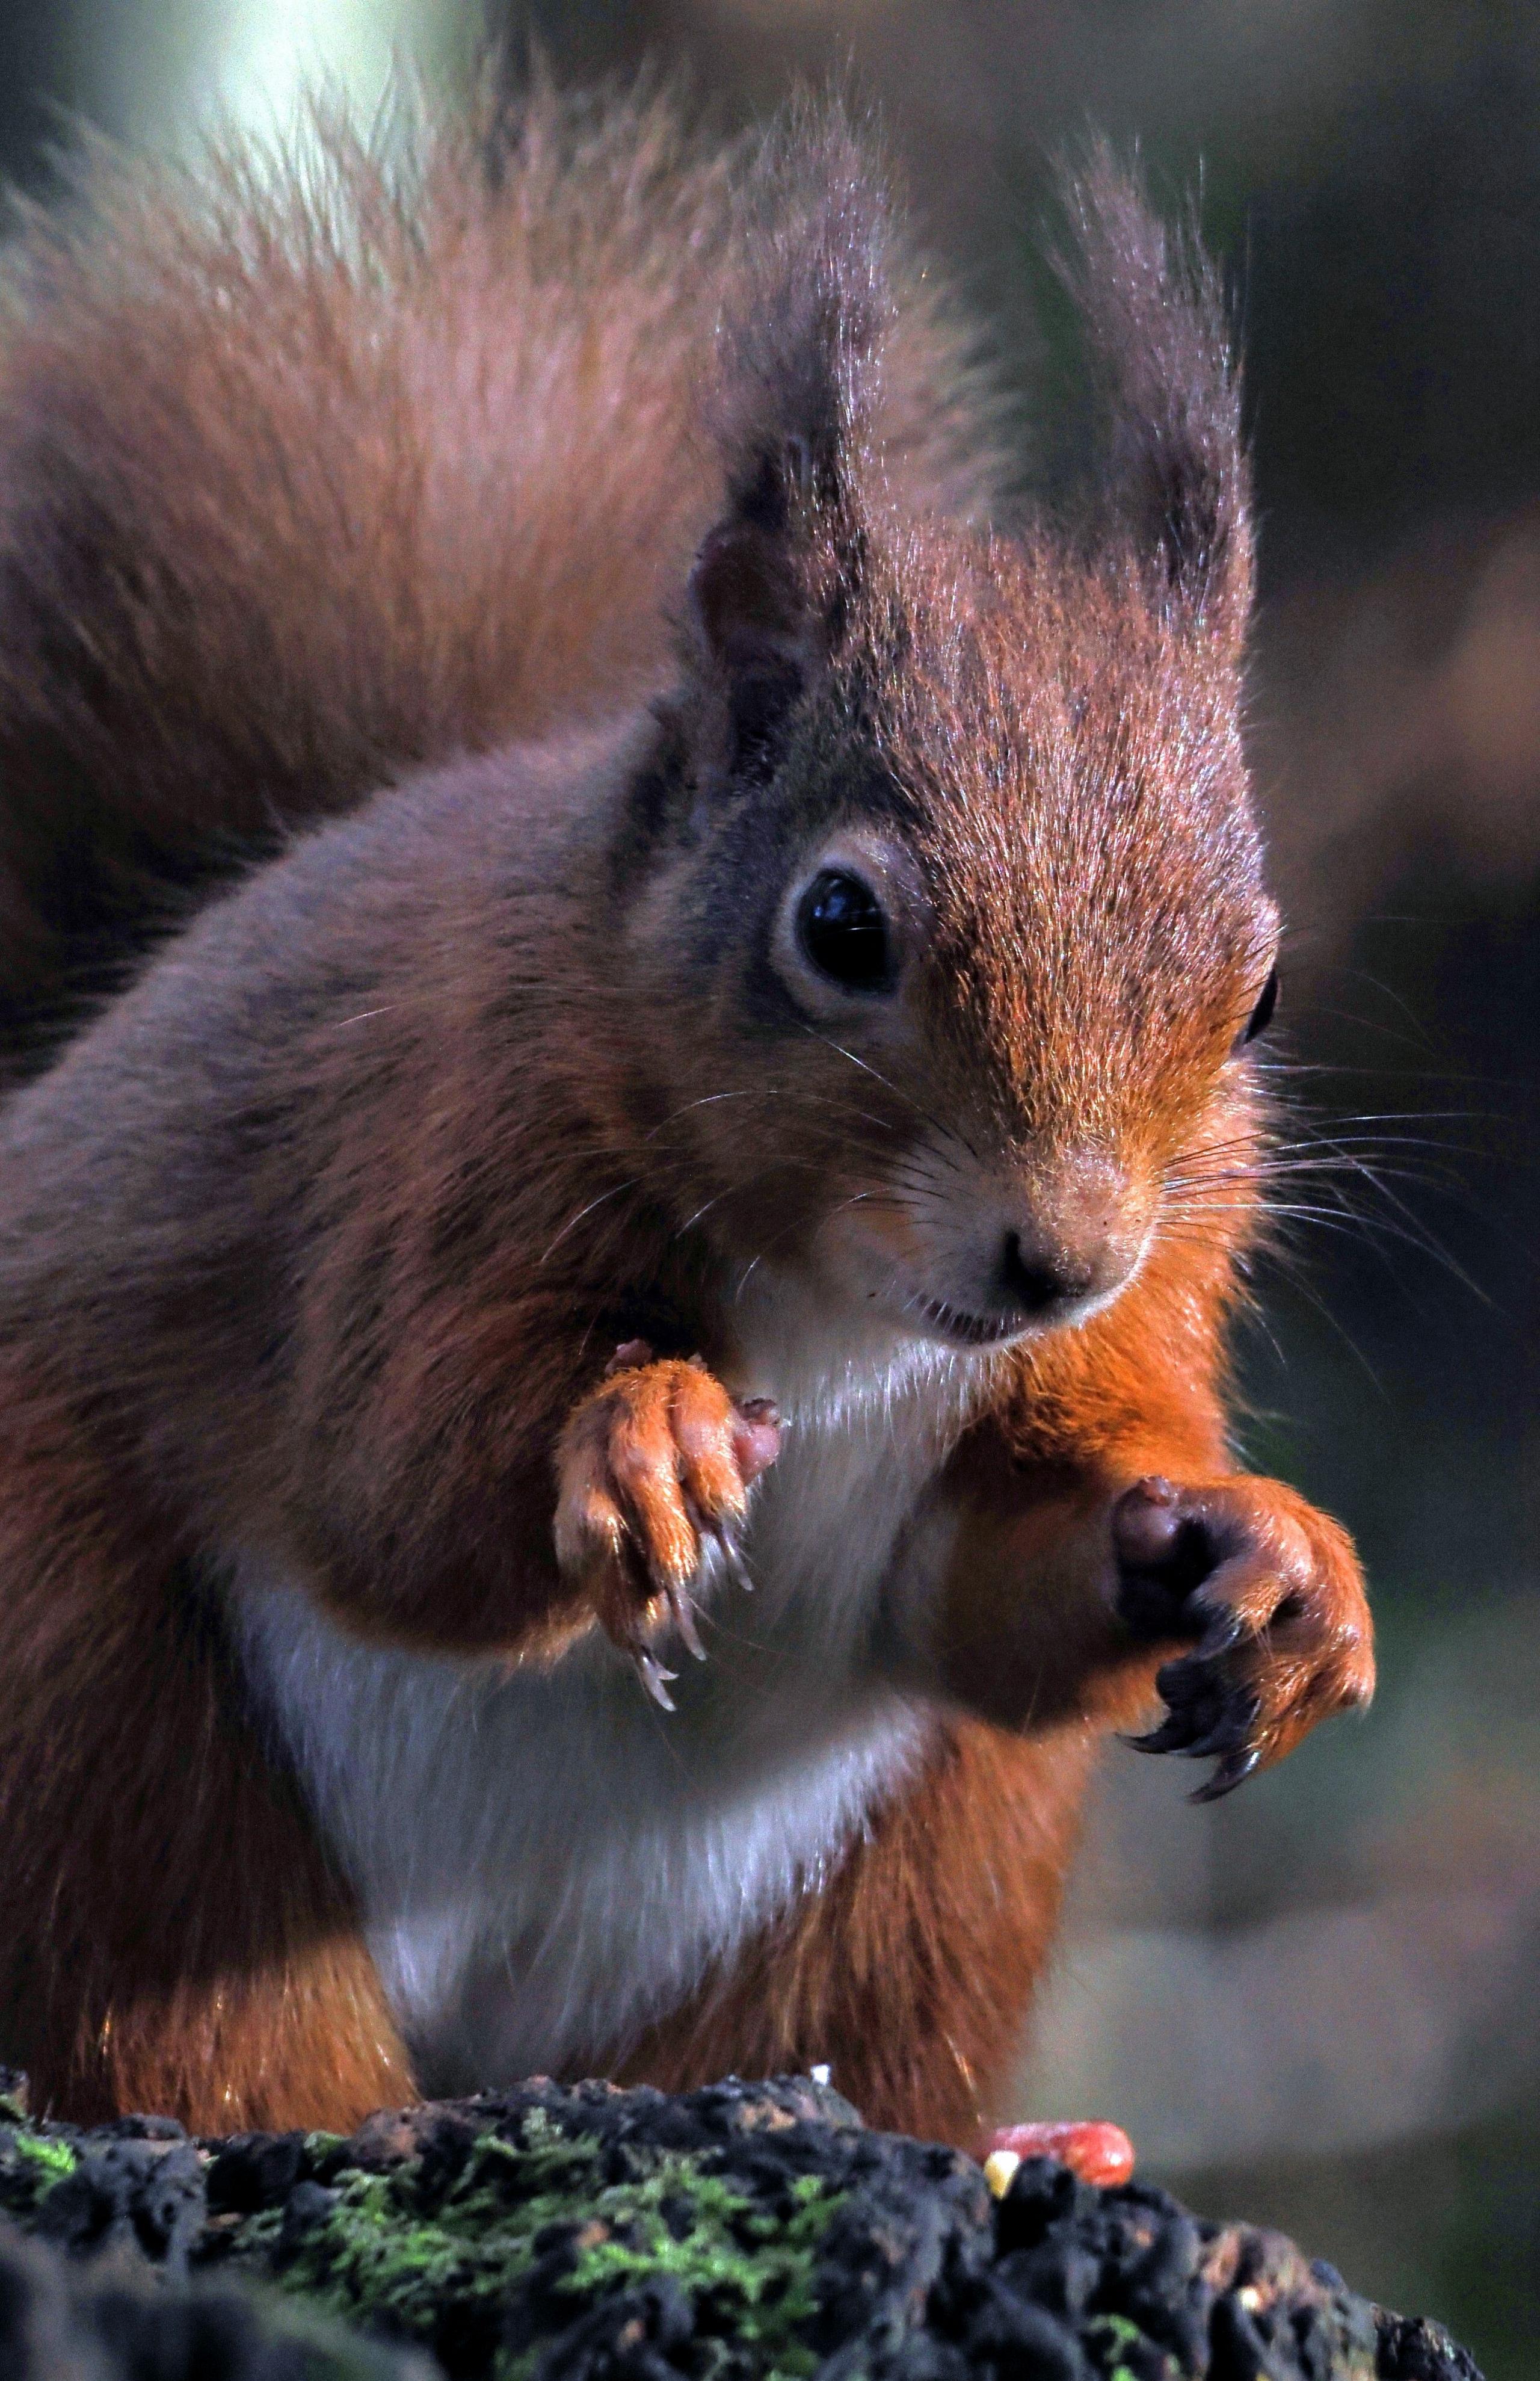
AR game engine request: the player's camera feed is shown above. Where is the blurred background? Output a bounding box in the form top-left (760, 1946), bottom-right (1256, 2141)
top-left (0, 1), bottom-right (1535, 2370)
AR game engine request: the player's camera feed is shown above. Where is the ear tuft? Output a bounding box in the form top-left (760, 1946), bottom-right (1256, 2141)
top-left (685, 106), bottom-right (892, 735)
top-left (713, 107), bottom-right (892, 516)
top-left (1060, 147), bottom-right (1252, 641)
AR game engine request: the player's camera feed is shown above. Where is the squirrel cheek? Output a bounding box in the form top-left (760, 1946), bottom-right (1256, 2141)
top-left (814, 1193), bottom-right (924, 1295)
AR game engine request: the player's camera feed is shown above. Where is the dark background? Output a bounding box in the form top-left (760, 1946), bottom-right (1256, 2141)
top-left (0, 2), bottom-right (1535, 2371)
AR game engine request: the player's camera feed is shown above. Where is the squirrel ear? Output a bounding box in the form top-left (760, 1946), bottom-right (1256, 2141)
top-left (686, 493), bottom-right (813, 781)
top-left (685, 114), bottom-right (887, 772)
top-left (688, 451), bottom-right (815, 681)
top-left (1062, 150), bottom-right (1252, 645)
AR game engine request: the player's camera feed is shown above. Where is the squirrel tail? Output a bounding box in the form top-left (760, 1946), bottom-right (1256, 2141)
top-left (0, 73), bottom-right (1003, 1084)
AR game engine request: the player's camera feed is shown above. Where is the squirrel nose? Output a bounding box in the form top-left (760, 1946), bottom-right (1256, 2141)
top-left (997, 1229), bottom-right (1096, 1320)
top-left (990, 1155), bottom-right (1148, 1324)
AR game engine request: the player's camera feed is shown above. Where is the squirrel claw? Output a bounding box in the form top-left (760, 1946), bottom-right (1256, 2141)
top-left (1180, 1696), bottom-right (1261, 1762)
top-left (1124, 1715), bottom-right (1189, 1756)
top-left (667, 1580), bottom-right (708, 1663)
top-left (1189, 1744), bottom-right (1261, 1803)
top-left (715, 1529), bottom-right (755, 1597)
top-left (632, 1648), bottom-right (679, 1712)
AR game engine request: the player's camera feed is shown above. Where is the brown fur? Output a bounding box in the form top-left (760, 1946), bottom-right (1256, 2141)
top-left (0, 82), bottom-right (996, 1076)
top-left (0, 83), bottom-right (1370, 2140)
top-left (0, 1350), bottom-right (410, 2129)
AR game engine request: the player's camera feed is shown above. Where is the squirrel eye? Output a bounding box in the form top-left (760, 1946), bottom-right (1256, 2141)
top-left (1240, 963), bottom-right (1280, 1047)
top-left (796, 869), bottom-right (893, 992)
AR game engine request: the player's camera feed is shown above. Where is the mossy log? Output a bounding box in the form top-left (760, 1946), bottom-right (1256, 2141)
top-left (0, 2073), bottom-right (1482, 2381)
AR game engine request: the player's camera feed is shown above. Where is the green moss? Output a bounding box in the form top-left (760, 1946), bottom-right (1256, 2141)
top-left (544, 2164), bottom-right (833, 2374)
top-left (10, 2132), bottom-right (77, 2181)
top-left (248, 2125), bottom-right (843, 2379)
top-left (0, 2121), bottom-right (81, 2221)
top-left (1089, 2309), bottom-right (1175, 2381)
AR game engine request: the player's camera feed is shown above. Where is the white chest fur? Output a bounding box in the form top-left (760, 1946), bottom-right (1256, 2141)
top-left (233, 1355), bottom-right (973, 2093)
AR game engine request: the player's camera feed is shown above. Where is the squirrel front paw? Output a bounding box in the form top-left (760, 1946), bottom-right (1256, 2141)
top-left (1112, 1474), bottom-right (1373, 1800)
top-left (553, 1342), bottom-right (781, 1707)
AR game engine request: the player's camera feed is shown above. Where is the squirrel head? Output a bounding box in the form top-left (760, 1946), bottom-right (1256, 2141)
top-left (617, 138), bottom-right (1277, 1368)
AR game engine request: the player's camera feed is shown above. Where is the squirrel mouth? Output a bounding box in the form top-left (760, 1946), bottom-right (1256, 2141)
top-left (916, 1297), bottom-right (1024, 1348)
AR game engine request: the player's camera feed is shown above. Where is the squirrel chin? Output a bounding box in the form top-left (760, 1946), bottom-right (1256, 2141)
top-left (723, 1258), bottom-right (1003, 1420)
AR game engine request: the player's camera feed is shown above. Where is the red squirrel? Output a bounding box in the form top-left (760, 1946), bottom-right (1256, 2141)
top-left (0, 85), bottom-right (1372, 2146)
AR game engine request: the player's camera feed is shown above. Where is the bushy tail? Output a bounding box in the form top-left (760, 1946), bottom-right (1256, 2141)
top-left (0, 75), bottom-right (1002, 1083)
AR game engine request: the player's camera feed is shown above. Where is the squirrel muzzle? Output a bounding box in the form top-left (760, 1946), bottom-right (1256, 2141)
top-left (816, 1143), bottom-right (1156, 1352)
